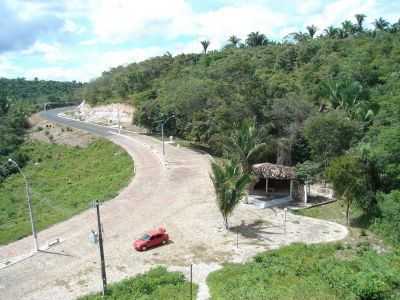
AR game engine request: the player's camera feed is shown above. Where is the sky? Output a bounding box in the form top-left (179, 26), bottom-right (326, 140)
top-left (0, 0), bottom-right (399, 82)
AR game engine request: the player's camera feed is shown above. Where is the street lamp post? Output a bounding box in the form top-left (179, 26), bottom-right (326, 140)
top-left (161, 114), bottom-right (175, 156)
top-left (8, 158), bottom-right (39, 252)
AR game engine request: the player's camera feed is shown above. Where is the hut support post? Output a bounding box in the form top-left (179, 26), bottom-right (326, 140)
top-left (289, 180), bottom-right (293, 200)
top-left (304, 184), bottom-right (308, 205)
top-left (265, 178), bottom-right (269, 196)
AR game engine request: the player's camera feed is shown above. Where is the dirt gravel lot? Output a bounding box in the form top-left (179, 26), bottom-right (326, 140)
top-left (0, 113), bottom-right (347, 300)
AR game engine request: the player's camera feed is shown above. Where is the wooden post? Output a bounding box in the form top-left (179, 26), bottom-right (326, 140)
top-left (95, 201), bottom-right (107, 296)
top-left (265, 178), bottom-right (269, 195)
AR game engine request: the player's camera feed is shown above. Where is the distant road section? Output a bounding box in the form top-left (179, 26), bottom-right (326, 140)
top-left (40, 107), bottom-right (115, 137)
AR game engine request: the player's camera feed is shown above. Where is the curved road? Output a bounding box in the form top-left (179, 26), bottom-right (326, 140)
top-left (0, 108), bottom-right (348, 300)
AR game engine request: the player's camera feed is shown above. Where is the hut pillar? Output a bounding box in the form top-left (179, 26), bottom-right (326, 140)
top-left (265, 178), bottom-right (269, 195)
top-left (289, 180), bottom-right (293, 200)
top-left (304, 184), bottom-right (308, 205)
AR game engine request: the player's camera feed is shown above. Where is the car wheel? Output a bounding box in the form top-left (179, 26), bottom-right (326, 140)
top-left (162, 240), bottom-right (167, 245)
top-left (141, 246), bottom-right (147, 251)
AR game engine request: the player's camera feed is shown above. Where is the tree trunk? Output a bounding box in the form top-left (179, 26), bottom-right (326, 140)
top-left (224, 216), bottom-right (229, 230)
top-left (346, 200), bottom-right (351, 226)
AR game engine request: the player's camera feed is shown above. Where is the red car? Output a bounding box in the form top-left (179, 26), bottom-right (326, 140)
top-left (133, 227), bottom-right (169, 251)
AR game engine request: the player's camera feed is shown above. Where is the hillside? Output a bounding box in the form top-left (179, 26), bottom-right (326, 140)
top-left (81, 19), bottom-right (400, 244)
top-left (0, 78), bottom-right (83, 181)
top-left (81, 26), bottom-right (399, 159)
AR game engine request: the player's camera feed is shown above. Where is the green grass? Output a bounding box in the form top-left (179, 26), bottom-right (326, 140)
top-left (0, 140), bottom-right (133, 245)
top-left (207, 243), bottom-right (400, 300)
top-left (294, 201), bottom-right (367, 228)
top-left (78, 267), bottom-right (197, 300)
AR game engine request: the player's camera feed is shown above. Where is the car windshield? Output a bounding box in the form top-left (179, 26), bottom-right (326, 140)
top-left (140, 234), bottom-right (151, 241)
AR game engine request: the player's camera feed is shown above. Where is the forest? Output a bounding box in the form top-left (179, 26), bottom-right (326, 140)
top-left (0, 78), bottom-right (83, 181)
top-left (81, 15), bottom-right (400, 245)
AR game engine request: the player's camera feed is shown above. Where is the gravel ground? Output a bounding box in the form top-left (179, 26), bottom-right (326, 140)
top-left (0, 113), bottom-right (347, 300)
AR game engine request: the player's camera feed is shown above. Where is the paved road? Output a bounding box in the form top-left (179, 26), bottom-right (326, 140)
top-left (0, 108), bottom-right (348, 300)
top-left (40, 107), bottom-right (118, 137)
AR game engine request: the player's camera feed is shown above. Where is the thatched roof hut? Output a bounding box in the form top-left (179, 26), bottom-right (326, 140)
top-left (252, 162), bottom-right (296, 180)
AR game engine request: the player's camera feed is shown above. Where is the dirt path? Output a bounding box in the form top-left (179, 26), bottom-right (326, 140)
top-left (0, 113), bottom-right (347, 300)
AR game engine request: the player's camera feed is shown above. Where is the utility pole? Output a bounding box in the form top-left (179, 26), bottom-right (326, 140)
top-left (161, 122), bottom-right (165, 155)
top-left (117, 104), bottom-right (121, 135)
top-left (161, 114), bottom-right (175, 156)
top-left (95, 200), bottom-right (107, 296)
top-left (8, 158), bottom-right (39, 252)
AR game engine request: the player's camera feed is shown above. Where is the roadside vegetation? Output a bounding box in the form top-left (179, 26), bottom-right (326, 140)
top-left (0, 139), bottom-right (133, 244)
top-left (207, 243), bottom-right (400, 300)
top-left (0, 78), bottom-right (82, 182)
top-left (78, 267), bottom-right (197, 300)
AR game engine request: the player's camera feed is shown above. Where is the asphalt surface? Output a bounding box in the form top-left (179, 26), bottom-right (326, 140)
top-left (40, 107), bottom-right (115, 137)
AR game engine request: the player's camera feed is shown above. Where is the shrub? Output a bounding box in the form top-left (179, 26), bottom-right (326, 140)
top-left (78, 267), bottom-right (196, 300)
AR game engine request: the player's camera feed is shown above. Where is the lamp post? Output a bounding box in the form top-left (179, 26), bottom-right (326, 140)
top-left (8, 158), bottom-right (39, 252)
top-left (161, 114), bottom-right (175, 156)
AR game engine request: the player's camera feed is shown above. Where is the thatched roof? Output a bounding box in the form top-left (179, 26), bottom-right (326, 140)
top-left (252, 162), bottom-right (296, 180)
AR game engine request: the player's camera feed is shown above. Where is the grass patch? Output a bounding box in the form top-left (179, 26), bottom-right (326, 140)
top-left (0, 139), bottom-right (133, 245)
top-left (78, 267), bottom-right (197, 300)
top-left (207, 243), bottom-right (400, 300)
top-left (294, 201), bottom-right (366, 227)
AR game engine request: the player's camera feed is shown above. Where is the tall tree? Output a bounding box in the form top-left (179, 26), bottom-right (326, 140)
top-left (326, 154), bottom-right (367, 225)
top-left (200, 40), bottom-right (210, 54)
top-left (221, 120), bottom-right (269, 174)
top-left (374, 17), bottom-right (390, 31)
top-left (324, 26), bottom-right (339, 38)
top-left (342, 20), bottom-right (356, 36)
top-left (210, 160), bottom-right (252, 229)
top-left (306, 25), bottom-right (318, 39)
top-left (246, 32), bottom-right (268, 47)
top-left (355, 14), bottom-right (366, 32)
top-left (290, 31), bottom-right (309, 42)
top-left (304, 111), bottom-right (361, 168)
top-left (228, 35), bottom-right (241, 48)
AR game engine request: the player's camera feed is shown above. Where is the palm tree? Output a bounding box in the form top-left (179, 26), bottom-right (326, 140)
top-left (246, 32), bottom-right (268, 47)
top-left (200, 40), bottom-right (210, 54)
top-left (324, 26), bottom-right (339, 38)
top-left (342, 20), bottom-right (356, 36)
top-left (221, 120), bottom-right (269, 174)
top-left (354, 14), bottom-right (366, 32)
top-left (210, 160), bottom-right (252, 229)
top-left (306, 25), bottom-right (317, 39)
top-left (228, 35), bottom-right (241, 47)
top-left (390, 18), bottom-right (400, 33)
top-left (290, 31), bottom-right (309, 42)
top-left (373, 17), bottom-right (390, 31)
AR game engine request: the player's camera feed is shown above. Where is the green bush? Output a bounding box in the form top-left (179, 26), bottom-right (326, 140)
top-left (78, 267), bottom-right (196, 300)
top-left (373, 191), bottom-right (400, 244)
top-left (207, 244), bottom-right (400, 300)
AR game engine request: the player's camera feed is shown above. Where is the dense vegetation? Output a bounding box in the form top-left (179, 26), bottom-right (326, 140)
top-left (79, 267), bottom-right (196, 300)
top-left (0, 78), bottom-right (82, 105)
top-left (0, 140), bottom-right (133, 244)
top-left (207, 243), bottom-right (400, 300)
top-left (0, 78), bottom-right (82, 181)
top-left (81, 15), bottom-right (400, 245)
